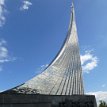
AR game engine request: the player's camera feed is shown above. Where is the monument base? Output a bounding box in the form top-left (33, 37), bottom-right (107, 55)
top-left (0, 93), bottom-right (97, 107)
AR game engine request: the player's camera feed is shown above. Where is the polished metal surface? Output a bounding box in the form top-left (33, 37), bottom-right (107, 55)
top-left (8, 2), bottom-right (84, 95)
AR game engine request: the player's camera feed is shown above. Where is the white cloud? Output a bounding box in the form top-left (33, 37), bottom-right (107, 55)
top-left (0, 39), bottom-right (16, 72)
top-left (80, 51), bottom-right (98, 73)
top-left (39, 64), bottom-right (49, 71)
top-left (20, 0), bottom-right (32, 11)
top-left (0, 90), bottom-right (3, 92)
top-left (0, 0), bottom-right (6, 27)
top-left (41, 64), bottom-right (48, 69)
top-left (36, 64), bottom-right (49, 74)
top-left (87, 91), bottom-right (107, 104)
top-left (102, 84), bottom-right (106, 88)
top-left (0, 39), bottom-right (9, 63)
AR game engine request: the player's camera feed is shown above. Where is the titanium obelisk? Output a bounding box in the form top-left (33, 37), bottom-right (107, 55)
top-left (6, 1), bottom-right (84, 95)
top-left (0, 1), bottom-right (97, 107)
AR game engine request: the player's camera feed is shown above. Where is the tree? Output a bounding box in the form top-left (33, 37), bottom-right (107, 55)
top-left (99, 100), bottom-right (107, 107)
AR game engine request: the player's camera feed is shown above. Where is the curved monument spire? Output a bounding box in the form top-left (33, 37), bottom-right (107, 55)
top-left (6, 1), bottom-right (84, 95)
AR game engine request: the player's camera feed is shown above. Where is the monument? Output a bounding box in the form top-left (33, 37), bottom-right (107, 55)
top-left (0, 1), bottom-right (97, 107)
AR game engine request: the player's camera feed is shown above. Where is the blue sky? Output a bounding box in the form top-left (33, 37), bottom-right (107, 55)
top-left (0, 0), bottom-right (107, 103)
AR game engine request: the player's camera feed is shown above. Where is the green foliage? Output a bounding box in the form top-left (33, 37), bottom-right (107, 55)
top-left (99, 100), bottom-right (107, 107)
